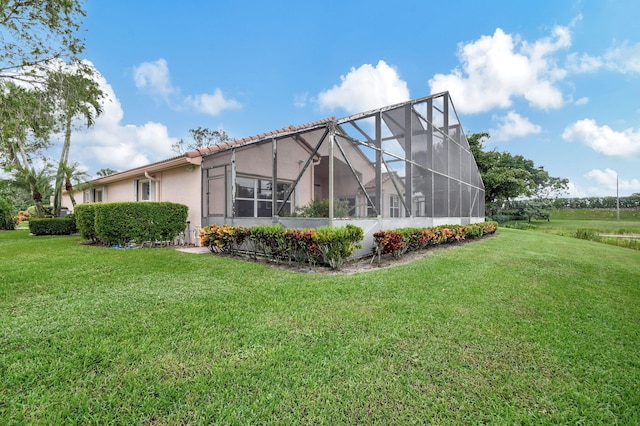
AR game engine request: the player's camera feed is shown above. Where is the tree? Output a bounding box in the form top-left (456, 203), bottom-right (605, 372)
top-left (0, 197), bottom-right (17, 230)
top-left (58, 161), bottom-right (89, 209)
top-left (12, 163), bottom-right (54, 217)
top-left (0, 178), bottom-right (32, 212)
top-left (171, 127), bottom-right (231, 155)
top-left (1, 0), bottom-right (86, 82)
top-left (468, 132), bottom-right (569, 216)
top-left (96, 168), bottom-right (118, 177)
top-left (0, 82), bottom-right (55, 217)
top-left (48, 61), bottom-right (104, 216)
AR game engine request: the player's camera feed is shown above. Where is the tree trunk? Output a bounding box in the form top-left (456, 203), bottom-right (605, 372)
top-left (32, 190), bottom-right (45, 218)
top-left (66, 180), bottom-right (77, 207)
top-left (53, 116), bottom-right (73, 217)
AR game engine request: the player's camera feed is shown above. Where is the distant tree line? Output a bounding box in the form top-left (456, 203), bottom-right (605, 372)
top-left (549, 194), bottom-right (640, 210)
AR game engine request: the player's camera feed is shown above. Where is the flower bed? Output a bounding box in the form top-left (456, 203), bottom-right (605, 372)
top-left (199, 222), bottom-right (497, 270)
top-left (199, 224), bottom-right (363, 270)
top-left (372, 222), bottom-right (497, 263)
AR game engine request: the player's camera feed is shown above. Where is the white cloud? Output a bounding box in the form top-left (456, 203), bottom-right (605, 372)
top-left (584, 168), bottom-right (640, 195)
top-left (317, 60), bottom-right (410, 113)
top-left (133, 58), bottom-right (176, 100)
top-left (603, 41), bottom-right (640, 74)
top-left (566, 52), bottom-right (603, 73)
top-left (574, 97), bottom-right (589, 105)
top-left (428, 25), bottom-right (571, 114)
top-left (490, 111), bottom-right (542, 141)
top-left (69, 66), bottom-right (178, 173)
top-left (294, 92), bottom-right (308, 108)
top-left (564, 180), bottom-right (586, 198)
top-left (568, 41), bottom-right (640, 74)
top-left (133, 58), bottom-right (241, 116)
top-left (184, 88), bottom-right (242, 116)
top-left (562, 119), bottom-right (640, 157)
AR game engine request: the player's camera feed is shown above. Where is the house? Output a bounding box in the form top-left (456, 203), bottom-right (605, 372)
top-left (64, 92), bottom-right (485, 255)
top-left (62, 152), bottom-right (204, 243)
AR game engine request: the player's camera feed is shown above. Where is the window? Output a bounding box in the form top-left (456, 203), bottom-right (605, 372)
top-left (366, 195), bottom-right (377, 217)
top-left (140, 180), bottom-right (151, 201)
top-left (135, 179), bottom-right (154, 201)
top-left (339, 197), bottom-right (356, 217)
top-left (413, 195), bottom-right (426, 217)
top-left (235, 177), bottom-right (292, 217)
top-left (82, 187), bottom-right (106, 203)
top-left (389, 195), bottom-right (400, 217)
top-left (94, 188), bottom-right (104, 202)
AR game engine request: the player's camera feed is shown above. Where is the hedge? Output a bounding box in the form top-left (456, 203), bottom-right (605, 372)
top-left (372, 222), bottom-right (498, 261)
top-left (74, 204), bottom-right (97, 241)
top-left (29, 217), bottom-right (77, 236)
top-left (200, 223), bottom-right (363, 270)
top-left (199, 223), bottom-right (498, 269)
top-left (0, 198), bottom-right (16, 230)
top-left (75, 202), bottom-right (188, 246)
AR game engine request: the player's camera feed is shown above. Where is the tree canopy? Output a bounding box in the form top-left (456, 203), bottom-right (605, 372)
top-left (1, 0), bottom-right (86, 81)
top-left (48, 61), bottom-right (104, 216)
top-left (171, 127), bottom-right (232, 155)
top-left (96, 168), bottom-right (118, 177)
top-left (468, 132), bottom-right (569, 216)
top-left (1, 0), bottom-right (103, 218)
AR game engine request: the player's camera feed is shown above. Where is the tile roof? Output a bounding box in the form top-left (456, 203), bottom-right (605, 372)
top-left (185, 117), bottom-right (335, 159)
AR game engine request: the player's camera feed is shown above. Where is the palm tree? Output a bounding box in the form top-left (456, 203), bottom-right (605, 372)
top-left (13, 164), bottom-right (54, 218)
top-left (96, 168), bottom-right (118, 177)
top-left (58, 161), bottom-right (89, 208)
top-left (49, 61), bottom-right (104, 216)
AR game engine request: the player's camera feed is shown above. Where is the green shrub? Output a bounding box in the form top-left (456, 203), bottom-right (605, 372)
top-left (294, 198), bottom-right (351, 218)
top-left (29, 217), bottom-right (77, 235)
top-left (373, 222), bottom-right (498, 260)
top-left (248, 224), bottom-right (286, 257)
top-left (0, 198), bottom-right (16, 230)
top-left (74, 204), bottom-right (97, 242)
top-left (93, 202), bottom-right (188, 246)
top-left (199, 224), bottom-right (250, 254)
top-left (26, 205), bottom-right (38, 217)
top-left (199, 223), bottom-right (364, 269)
top-left (313, 224), bottom-right (363, 269)
top-left (575, 228), bottom-right (597, 241)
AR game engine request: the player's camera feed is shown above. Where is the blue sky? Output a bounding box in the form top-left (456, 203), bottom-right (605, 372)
top-left (63, 0), bottom-right (640, 196)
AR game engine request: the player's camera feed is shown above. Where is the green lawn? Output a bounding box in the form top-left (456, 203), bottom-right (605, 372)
top-left (541, 209), bottom-right (640, 234)
top-left (505, 209), bottom-right (640, 250)
top-left (1, 228), bottom-right (639, 424)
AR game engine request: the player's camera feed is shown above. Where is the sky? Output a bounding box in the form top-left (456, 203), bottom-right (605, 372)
top-left (54, 0), bottom-right (640, 197)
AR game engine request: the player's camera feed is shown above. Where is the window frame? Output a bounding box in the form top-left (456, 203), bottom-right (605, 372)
top-left (389, 194), bottom-right (400, 218)
top-left (234, 176), bottom-right (293, 218)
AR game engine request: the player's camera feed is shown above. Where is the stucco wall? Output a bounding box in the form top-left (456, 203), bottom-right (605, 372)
top-left (62, 164), bottom-right (202, 228)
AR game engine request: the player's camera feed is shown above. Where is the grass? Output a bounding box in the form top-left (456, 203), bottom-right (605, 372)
top-left (549, 208), bottom-right (640, 221)
top-left (1, 227), bottom-right (639, 424)
top-left (504, 208), bottom-right (640, 250)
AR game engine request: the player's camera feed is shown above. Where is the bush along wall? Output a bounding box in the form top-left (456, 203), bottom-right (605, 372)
top-left (29, 216), bottom-right (77, 236)
top-left (75, 202), bottom-right (188, 246)
top-left (199, 223), bottom-right (497, 270)
top-left (199, 224), bottom-right (363, 270)
top-left (74, 203), bottom-right (97, 242)
top-left (372, 222), bottom-right (497, 263)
